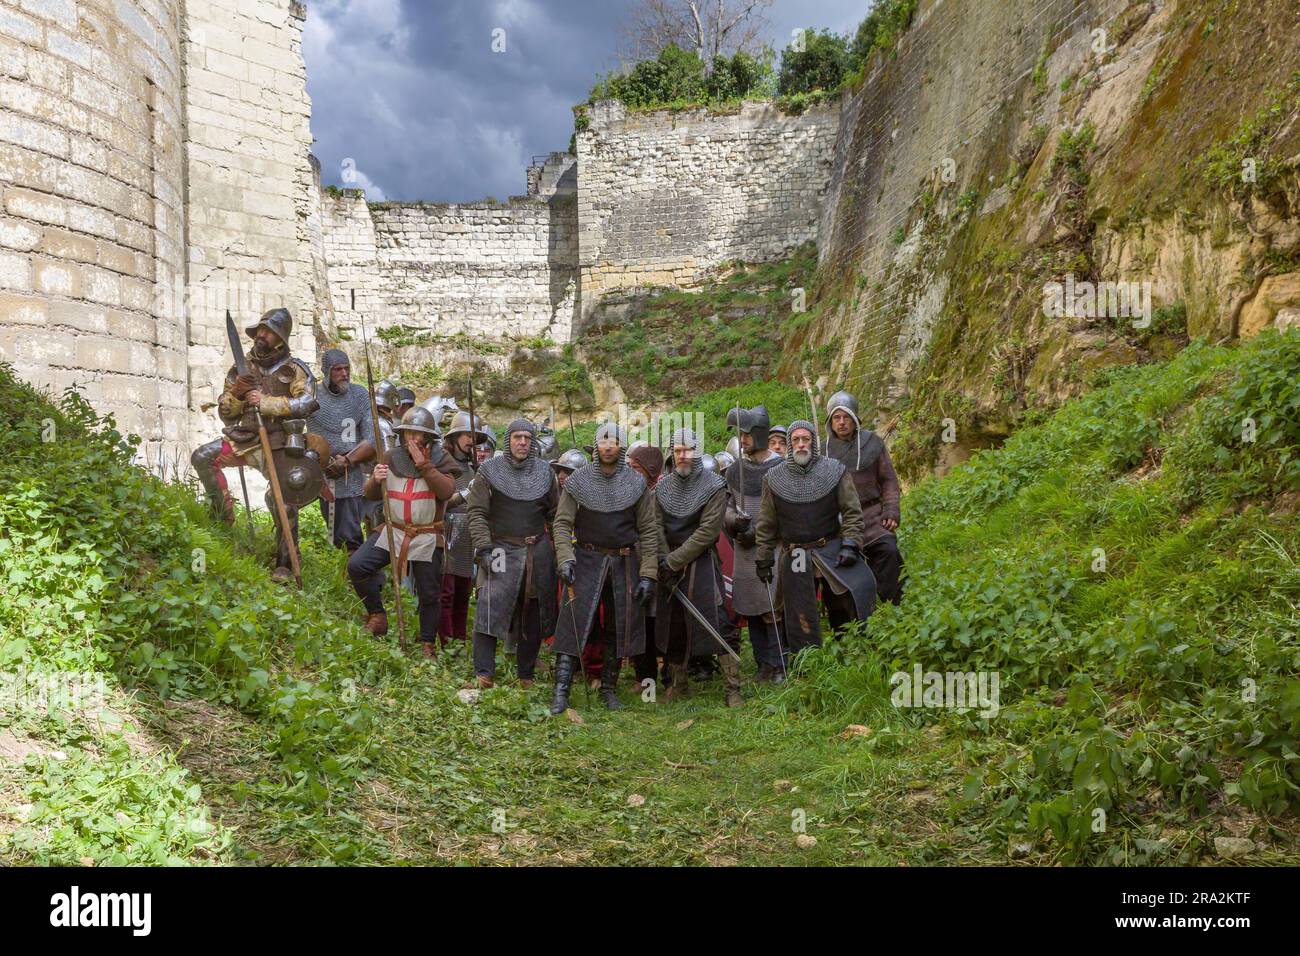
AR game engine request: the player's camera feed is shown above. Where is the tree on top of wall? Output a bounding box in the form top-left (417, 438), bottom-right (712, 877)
top-left (588, 44), bottom-right (773, 109)
top-left (619, 0), bottom-right (774, 68)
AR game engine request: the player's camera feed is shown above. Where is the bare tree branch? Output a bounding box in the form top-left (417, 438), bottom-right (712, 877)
top-left (619, 0), bottom-right (773, 68)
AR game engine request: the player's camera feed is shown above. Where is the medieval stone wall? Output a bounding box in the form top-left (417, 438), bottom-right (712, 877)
top-left (179, 0), bottom-right (319, 446)
top-left (573, 98), bottom-right (841, 328)
top-left (323, 191), bottom-right (579, 344)
top-left (0, 0), bottom-right (321, 462)
top-left (0, 0), bottom-right (189, 449)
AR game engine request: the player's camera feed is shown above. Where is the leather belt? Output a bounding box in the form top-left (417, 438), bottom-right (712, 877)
top-left (579, 542), bottom-right (633, 556)
top-left (497, 534), bottom-right (543, 546)
top-left (496, 534), bottom-right (545, 597)
top-left (784, 537), bottom-right (829, 551)
top-left (390, 520), bottom-right (445, 580)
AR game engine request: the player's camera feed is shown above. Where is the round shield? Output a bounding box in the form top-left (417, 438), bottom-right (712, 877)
top-left (275, 450), bottom-right (325, 507)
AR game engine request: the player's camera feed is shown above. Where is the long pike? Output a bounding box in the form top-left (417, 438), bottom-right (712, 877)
top-left (356, 291), bottom-right (408, 651)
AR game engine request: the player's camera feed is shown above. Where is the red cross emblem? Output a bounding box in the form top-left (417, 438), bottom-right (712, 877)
top-left (386, 478), bottom-right (436, 523)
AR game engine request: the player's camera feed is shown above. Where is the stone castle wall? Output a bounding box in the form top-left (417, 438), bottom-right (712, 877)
top-left (3, 2), bottom-right (843, 453)
top-left (0, 0), bottom-right (320, 461)
top-left (323, 190), bottom-right (578, 344)
top-left (176, 0), bottom-right (318, 447)
top-left (0, 0), bottom-right (189, 449)
top-left (573, 98), bottom-right (841, 329)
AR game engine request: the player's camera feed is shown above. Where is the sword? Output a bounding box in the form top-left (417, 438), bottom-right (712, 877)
top-left (669, 579), bottom-right (741, 662)
top-left (327, 477), bottom-right (336, 546)
top-left (764, 571), bottom-right (789, 681)
top-left (565, 581), bottom-right (592, 706)
top-left (226, 310), bottom-right (301, 588)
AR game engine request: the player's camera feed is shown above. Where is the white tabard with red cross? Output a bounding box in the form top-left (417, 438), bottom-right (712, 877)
top-left (376, 471), bottom-right (442, 562)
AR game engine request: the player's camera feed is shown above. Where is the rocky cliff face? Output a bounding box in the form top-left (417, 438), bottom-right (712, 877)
top-left (787, 0), bottom-right (1299, 478)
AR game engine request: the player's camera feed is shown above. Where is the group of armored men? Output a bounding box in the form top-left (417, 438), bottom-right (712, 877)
top-left (191, 309), bottom-right (905, 713)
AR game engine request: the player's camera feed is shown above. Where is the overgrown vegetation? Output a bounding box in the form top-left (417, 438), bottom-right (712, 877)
top-left (585, 44), bottom-right (775, 113)
top-left (785, 331), bottom-right (1300, 862)
top-left (579, 243), bottom-right (818, 403)
top-left (575, 1), bottom-right (920, 122)
top-left (1200, 72), bottom-right (1300, 201)
top-left (1, 330), bottom-right (1297, 865)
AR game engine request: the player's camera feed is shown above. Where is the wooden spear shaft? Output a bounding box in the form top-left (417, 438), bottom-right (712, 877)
top-left (357, 290), bottom-right (408, 651)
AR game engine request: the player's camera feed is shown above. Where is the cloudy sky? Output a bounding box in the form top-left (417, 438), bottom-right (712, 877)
top-left (304, 0), bottom-right (866, 202)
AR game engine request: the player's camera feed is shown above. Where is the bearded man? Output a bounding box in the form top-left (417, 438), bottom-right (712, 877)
top-left (308, 348), bottom-right (375, 553)
top-left (191, 308), bottom-right (319, 583)
top-left (755, 421), bottom-right (876, 662)
top-left (467, 419), bottom-right (560, 689)
top-left (655, 428), bottom-right (740, 706)
top-left (824, 391), bottom-right (905, 605)
top-left (549, 423), bottom-right (658, 714)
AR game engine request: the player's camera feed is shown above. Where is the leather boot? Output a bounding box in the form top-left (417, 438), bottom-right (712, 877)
top-left (721, 654), bottom-right (742, 707)
top-left (665, 662), bottom-right (690, 700)
top-left (549, 654), bottom-right (576, 715)
top-left (599, 643), bottom-right (623, 710)
top-left (364, 611), bottom-right (388, 636)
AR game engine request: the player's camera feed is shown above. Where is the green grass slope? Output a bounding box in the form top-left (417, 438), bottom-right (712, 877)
top-left (0, 330), bottom-right (1296, 865)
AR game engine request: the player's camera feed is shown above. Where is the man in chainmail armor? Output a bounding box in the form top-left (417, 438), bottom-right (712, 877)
top-left (549, 422), bottom-right (658, 714)
top-left (755, 421), bottom-right (876, 663)
top-left (722, 405), bottom-right (786, 681)
top-left (308, 348), bottom-right (374, 553)
top-left (467, 419), bottom-right (560, 689)
top-left (655, 428), bottom-right (741, 706)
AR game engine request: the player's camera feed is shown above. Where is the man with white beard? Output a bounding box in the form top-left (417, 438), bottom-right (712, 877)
top-left (755, 421), bottom-right (876, 664)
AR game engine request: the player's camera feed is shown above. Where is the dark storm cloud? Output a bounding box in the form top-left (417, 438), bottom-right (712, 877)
top-left (305, 0), bottom-right (869, 202)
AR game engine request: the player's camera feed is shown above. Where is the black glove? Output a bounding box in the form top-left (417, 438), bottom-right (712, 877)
top-left (756, 559), bottom-right (774, 583)
top-left (732, 510), bottom-right (752, 533)
top-left (836, 547), bottom-right (858, 568)
top-left (558, 560), bottom-right (576, 584)
top-left (474, 546), bottom-right (494, 572)
top-left (736, 528), bottom-right (757, 549)
top-left (657, 558), bottom-right (679, 583)
top-left (634, 577), bottom-right (654, 606)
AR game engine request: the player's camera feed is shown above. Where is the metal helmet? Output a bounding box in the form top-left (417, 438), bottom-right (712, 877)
top-left (769, 424), bottom-right (788, 439)
top-left (552, 448), bottom-right (589, 473)
top-left (537, 431), bottom-right (558, 460)
top-left (444, 410), bottom-right (490, 445)
top-left (396, 405), bottom-right (442, 437)
top-left (245, 307), bottom-right (293, 343)
top-left (478, 423), bottom-right (497, 450)
top-left (726, 404), bottom-right (770, 448)
top-left (396, 387), bottom-right (416, 408)
top-left (714, 450), bottom-right (736, 472)
top-left (826, 390), bottom-right (861, 427)
top-left (375, 379), bottom-right (400, 412)
top-left (700, 452), bottom-right (718, 474)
